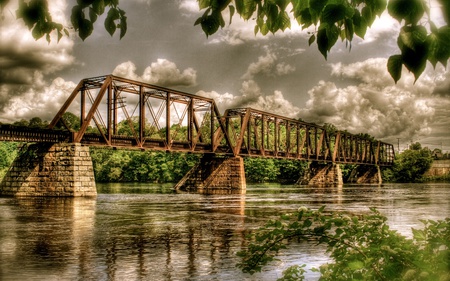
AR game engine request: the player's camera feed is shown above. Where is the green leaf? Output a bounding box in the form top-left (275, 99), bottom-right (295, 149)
top-left (317, 26), bottom-right (329, 59)
top-left (260, 22), bottom-right (269, 35)
top-left (79, 18), bottom-right (93, 40)
top-left (200, 15), bottom-right (220, 36)
top-left (89, 7), bottom-right (98, 23)
top-left (438, 0), bottom-right (450, 23)
top-left (344, 18), bottom-right (353, 41)
top-left (387, 54), bottom-right (402, 83)
top-left (361, 6), bottom-right (375, 27)
top-left (31, 22), bottom-right (44, 40)
top-left (308, 34), bottom-right (316, 46)
top-left (353, 9), bottom-right (367, 38)
top-left (310, 0), bottom-right (328, 15)
top-left (348, 260), bottom-right (364, 270)
top-left (71, 5), bottom-right (84, 30)
top-left (119, 15), bottom-right (127, 39)
top-left (93, 0), bottom-right (105, 14)
top-left (397, 26), bottom-right (428, 82)
top-left (321, 4), bottom-right (347, 24)
top-left (388, 0), bottom-right (424, 25)
top-left (198, 0), bottom-right (210, 10)
top-left (104, 16), bottom-right (116, 36)
top-left (277, 11), bottom-right (291, 31)
top-left (228, 5), bottom-right (235, 24)
top-left (326, 24), bottom-right (339, 50)
top-left (398, 25), bottom-right (427, 52)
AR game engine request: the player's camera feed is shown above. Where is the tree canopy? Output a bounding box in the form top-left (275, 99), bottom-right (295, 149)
top-left (3, 0), bottom-right (450, 82)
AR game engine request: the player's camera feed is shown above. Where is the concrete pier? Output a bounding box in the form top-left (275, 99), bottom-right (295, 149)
top-left (174, 155), bottom-right (246, 193)
top-left (0, 143), bottom-right (96, 197)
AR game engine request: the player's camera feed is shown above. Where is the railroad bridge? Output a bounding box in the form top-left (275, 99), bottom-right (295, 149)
top-left (0, 75), bottom-right (394, 196)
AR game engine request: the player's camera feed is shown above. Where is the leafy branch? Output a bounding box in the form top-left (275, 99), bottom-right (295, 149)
top-left (195, 0), bottom-right (450, 83)
top-left (237, 206), bottom-right (450, 280)
top-left (7, 0), bottom-right (127, 42)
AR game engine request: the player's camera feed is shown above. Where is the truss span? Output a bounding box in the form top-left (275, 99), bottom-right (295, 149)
top-left (48, 75), bottom-right (233, 154)
top-left (1, 75), bottom-right (394, 166)
top-left (220, 108), bottom-right (394, 166)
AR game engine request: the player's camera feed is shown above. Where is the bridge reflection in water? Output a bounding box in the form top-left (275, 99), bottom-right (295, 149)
top-left (0, 75), bottom-right (395, 195)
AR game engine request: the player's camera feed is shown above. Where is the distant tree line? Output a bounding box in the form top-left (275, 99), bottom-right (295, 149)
top-left (0, 117), bottom-right (448, 183)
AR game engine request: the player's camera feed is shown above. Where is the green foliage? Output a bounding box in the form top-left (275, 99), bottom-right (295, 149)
top-left (90, 148), bottom-right (200, 183)
top-left (244, 157), bottom-right (279, 183)
top-left (5, 0), bottom-right (127, 42)
top-left (195, 0), bottom-right (449, 82)
top-left (237, 206), bottom-right (450, 281)
top-left (392, 144), bottom-right (433, 182)
top-left (0, 142), bottom-right (20, 179)
top-left (5, 0), bottom-right (449, 81)
top-left (244, 158), bottom-right (307, 183)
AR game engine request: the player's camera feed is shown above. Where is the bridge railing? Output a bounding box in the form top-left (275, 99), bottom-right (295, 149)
top-left (0, 125), bottom-right (70, 143)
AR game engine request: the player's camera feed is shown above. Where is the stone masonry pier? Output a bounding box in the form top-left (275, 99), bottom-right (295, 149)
top-left (0, 143), bottom-right (96, 197)
top-left (298, 162), bottom-right (343, 186)
top-left (174, 155), bottom-right (246, 193)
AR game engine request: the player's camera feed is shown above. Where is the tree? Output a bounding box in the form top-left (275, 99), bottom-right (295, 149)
top-left (4, 0), bottom-right (449, 82)
top-left (392, 142), bottom-right (433, 182)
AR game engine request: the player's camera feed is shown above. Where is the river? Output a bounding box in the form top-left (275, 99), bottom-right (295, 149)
top-left (1, 183), bottom-right (449, 281)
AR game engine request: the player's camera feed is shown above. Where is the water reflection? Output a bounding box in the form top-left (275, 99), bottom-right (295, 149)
top-left (0, 183), bottom-right (450, 280)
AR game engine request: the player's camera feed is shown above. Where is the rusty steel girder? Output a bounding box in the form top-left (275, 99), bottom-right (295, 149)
top-left (220, 108), bottom-right (395, 166)
top-left (49, 75), bottom-right (233, 154)
top-left (45, 75), bottom-right (394, 166)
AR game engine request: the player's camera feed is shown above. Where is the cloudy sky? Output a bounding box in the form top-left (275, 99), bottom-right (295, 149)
top-left (1, 0), bottom-right (449, 152)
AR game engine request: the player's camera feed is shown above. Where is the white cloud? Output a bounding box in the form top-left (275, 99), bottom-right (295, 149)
top-left (0, 0), bottom-right (74, 85)
top-left (0, 76), bottom-right (77, 123)
top-left (299, 58), bottom-right (450, 145)
top-left (241, 49), bottom-right (296, 80)
top-left (113, 60), bottom-right (197, 87)
top-left (357, 13), bottom-right (400, 45)
top-left (197, 80), bottom-right (300, 118)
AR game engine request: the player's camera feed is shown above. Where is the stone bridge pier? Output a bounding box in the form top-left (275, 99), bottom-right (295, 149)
top-left (297, 162), bottom-right (383, 185)
top-left (174, 154), bottom-right (246, 193)
top-left (298, 162), bottom-right (344, 186)
top-left (0, 143), bottom-right (97, 197)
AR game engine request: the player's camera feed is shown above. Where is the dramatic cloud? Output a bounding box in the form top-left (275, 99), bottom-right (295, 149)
top-left (0, 0), bottom-right (74, 85)
top-left (0, 0), bottom-right (76, 123)
top-left (197, 80), bottom-right (300, 118)
top-left (113, 60), bottom-right (197, 87)
top-left (0, 76), bottom-right (77, 123)
top-left (299, 58), bottom-right (450, 146)
top-left (241, 50), bottom-right (296, 80)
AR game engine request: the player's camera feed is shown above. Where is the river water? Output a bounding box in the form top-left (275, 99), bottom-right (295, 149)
top-left (1, 183), bottom-right (449, 281)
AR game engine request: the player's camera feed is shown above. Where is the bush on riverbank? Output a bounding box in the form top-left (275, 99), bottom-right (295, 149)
top-left (238, 207), bottom-right (450, 281)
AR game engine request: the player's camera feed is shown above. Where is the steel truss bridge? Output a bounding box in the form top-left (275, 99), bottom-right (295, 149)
top-left (0, 75), bottom-right (394, 166)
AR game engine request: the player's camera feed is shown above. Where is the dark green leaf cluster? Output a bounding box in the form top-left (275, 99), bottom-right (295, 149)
top-left (5, 0), bottom-right (127, 41)
top-left (237, 206), bottom-right (450, 280)
top-left (196, 0), bottom-right (450, 82)
top-left (15, 0), bottom-right (68, 42)
top-left (387, 0), bottom-right (450, 82)
top-left (70, 0), bottom-right (127, 40)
